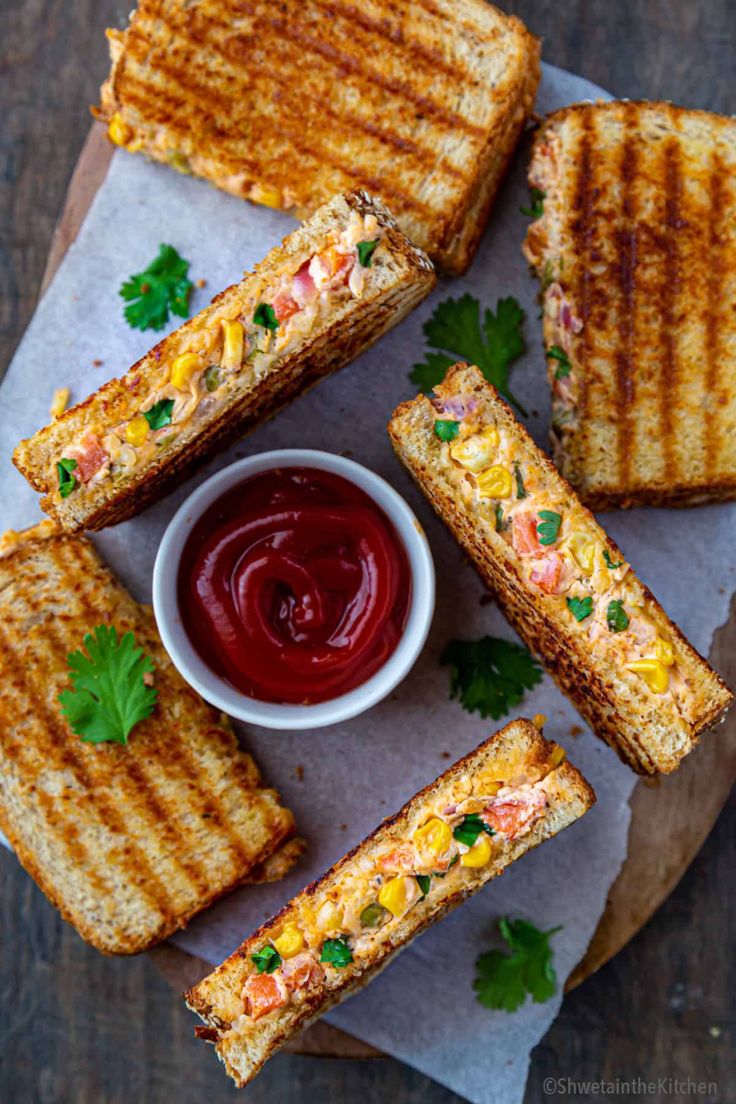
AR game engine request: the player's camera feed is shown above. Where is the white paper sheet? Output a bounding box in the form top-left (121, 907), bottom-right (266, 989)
top-left (1, 64), bottom-right (733, 1104)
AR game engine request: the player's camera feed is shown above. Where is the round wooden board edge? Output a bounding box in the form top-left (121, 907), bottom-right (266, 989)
top-left (40, 123), bottom-right (736, 1059)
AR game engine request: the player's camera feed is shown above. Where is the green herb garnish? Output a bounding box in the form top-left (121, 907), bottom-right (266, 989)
top-left (453, 814), bottom-right (495, 848)
top-left (251, 945), bottom-right (282, 974)
top-left (415, 875), bottom-right (431, 898)
top-left (320, 937), bottom-right (353, 968)
top-left (442, 636), bottom-right (543, 721)
top-left (253, 302), bottom-right (279, 331)
top-left (142, 398), bottom-right (175, 431)
top-left (606, 599), bottom-right (629, 633)
top-left (495, 504), bottom-right (507, 532)
top-left (474, 917), bottom-right (562, 1012)
top-left (536, 510), bottom-right (562, 546)
top-left (119, 244), bottom-right (193, 331)
top-left (603, 549), bottom-right (623, 570)
top-left (520, 187), bottom-right (546, 219)
top-left (357, 239), bottom-right (379, 267)
top-left (57, 626), bottom-right (157, 745)
top-left (514, 462), bottom-right (527, 499)
top-left (566, 596), bottom-right (593, 623)
top-left (204, 365), bottom-right (220, 392)
top-left (434, 419), bottom-right (460, 442)
top-left (360, 904), bottom-right (385, 928)
top-left (546, 345), bottom-right (571, 379)
top-left (57, 457), bottom-right (78, 498)
top-left (410, 294), bottom-right (527, 415)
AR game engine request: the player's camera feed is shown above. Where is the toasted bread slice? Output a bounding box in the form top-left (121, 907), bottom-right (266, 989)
top-left (389, 364), bottom-right (733, 774)
top-left (0, 522), bottom-right (300, 954)
top-left (13, 191), bottom-right (435, 532)
top-left (185, 718), bottom-right (594, 1087)
top-left (94, 0), bottom-right (540, 273)
top-left (523, 100), bottom-right (736, 508)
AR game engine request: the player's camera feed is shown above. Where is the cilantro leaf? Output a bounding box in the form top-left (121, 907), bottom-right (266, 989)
top-left (119, 244), bottom-right (193, 332)
top-left (357, 239), bottom-right (379, 267)
top-left (320, 937), bottom-right (353, 968)
top-left (253, 302), bottom-right (279, 331)
top-left (495, 504), bottom-right (507, 532)
top-left (409, 294), bottom-right (527, 415)
top-left (415, 874), bottom-right (431, 898)
top-left (566, 596), bottom-right (593, 623)
top-left (537, 510), bottom-right (562, 546)
top-left (514, 462), bottom-right (527, 499)
top-left (441, 636), bottom-right (543, 721)
top-left (546, 345), bottom-right (571, 379)
top-left (142, 398), bottom-right (175, 431)
top-left (453, 813), bottom-right (495, 848)
top-left (251, 945), bottom-right (282, 974)
top-left (57, 457), bottom-right (78, 498)
top-left (603, 549), bottom-right (623, 570)
top-left (57, 626), bottom-right (157, 745)
top-left (606, 599), bottom-right (629, 633)
top-left (520, 187), bottom-right (546, 219)
top-left (474, 917), bottom-right (561, 1012)
top-left (434, 419), bottom-right (460, 442)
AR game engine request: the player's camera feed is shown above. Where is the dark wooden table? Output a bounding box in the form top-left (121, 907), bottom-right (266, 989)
top-left (1, 2), bottom-right (734, 1101)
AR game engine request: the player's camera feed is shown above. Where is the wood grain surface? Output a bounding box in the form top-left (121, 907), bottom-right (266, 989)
top-left (1, 2), bottom-right (734, 1102)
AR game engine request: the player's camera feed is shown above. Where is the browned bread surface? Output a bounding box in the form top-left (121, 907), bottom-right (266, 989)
top-left (185, 718), bottom-right (594, 1086)
top-left (0, 522), bottom-right (298, 954)
top-left (13, 190), bottom-right (435, 532)
top-left (95, 0), bottom-right (540, 273)
top-left (389, 363), bottom-right (733, 773)
top-left (524, 100), bottom-right (736, 508)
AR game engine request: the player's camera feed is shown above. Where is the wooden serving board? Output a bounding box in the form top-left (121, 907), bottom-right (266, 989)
top-left (41, 124), bottom-right (736, 1059)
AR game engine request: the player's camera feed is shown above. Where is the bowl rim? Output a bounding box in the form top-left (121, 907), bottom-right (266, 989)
top-left (152, 449), bottom-right (435, 730)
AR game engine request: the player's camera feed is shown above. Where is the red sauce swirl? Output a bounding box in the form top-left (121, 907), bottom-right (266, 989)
top-left (178, 468), bottom-right (411, 704)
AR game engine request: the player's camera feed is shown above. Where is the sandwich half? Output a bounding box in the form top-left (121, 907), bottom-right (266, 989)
top-left (185, 718), bottom-right (594, 1087)
top-left (14, 190), bottom-right (435, 532)
top-left (523, 100), bottom-right (736, 508)
top-left (94, 0), bottom-right (540, 273)
top-left (389, 363), bottom-right (733, 774)
top-left (0, 521), bottom-right (301, 954)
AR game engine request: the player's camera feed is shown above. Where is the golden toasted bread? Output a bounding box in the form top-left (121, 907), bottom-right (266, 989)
top-left (389, 364), bottom-right (733, 774)
top-left (13, 190), bottom-right (435, 532)
top-left (94, 0), bottom-right (540, 273)
top-left (0, 522), bottom-right (300, 954)
top-left (523, 100), bottom-right (736, 508)
top-left (185, 718), bottom-right (594, 1087)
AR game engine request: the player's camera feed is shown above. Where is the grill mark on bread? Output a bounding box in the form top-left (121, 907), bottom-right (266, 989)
top-left (569, 107), bottom-right (595, 473)
top-left (704, 153), bottom-right (727, 478)
top-left (658, 135), bottom-right (683, 481)
top-left (613, 117), bottom-right (639, 492)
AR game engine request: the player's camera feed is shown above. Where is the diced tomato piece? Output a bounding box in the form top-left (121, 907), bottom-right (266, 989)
top-left (530, 552), bottom-right (564, 594)
top-left (280, 953), bottom-right (325, 993)
top-left (378, 843), bottom-right (415, 872)
top-left (317, 246), bottom-right (354, 285)
top-left (72, 435), bottom-right (108, 483)
top-left (484, 791), bottom-right (547, 840)
top-left (271, 288), bottom-right (300, 323)
top-left (242, 972), bottom-right (288, 1021)
top-left (512, 512), bottom-right (541, 557)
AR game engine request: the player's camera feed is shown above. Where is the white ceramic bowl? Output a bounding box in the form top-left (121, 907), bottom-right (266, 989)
top-left (152, 449), bottom-right (435, 730)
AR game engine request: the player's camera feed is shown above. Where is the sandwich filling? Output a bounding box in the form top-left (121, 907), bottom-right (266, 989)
top-left (53, 212), bottom-right (383, 501)
top-left (430, 394), bottom-right (691, 709)
top-left (227, 751), bottom-right (563, 1031)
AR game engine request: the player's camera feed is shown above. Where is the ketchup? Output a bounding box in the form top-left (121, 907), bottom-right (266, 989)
top-left (178, 468), bottom-right (411, 704)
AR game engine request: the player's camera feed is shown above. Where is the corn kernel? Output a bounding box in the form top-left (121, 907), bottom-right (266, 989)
top-left (476, 465), bottom-right (513, 499)
top-left (460, 834), bottom-right (492, 868)
top-left (548, 744), bottom-right (566, 767)
top-left (532, 713), bottom-right (547, 730)
top-left (625, 659), bottom-right (669, 694)
top-left (251, 182), bottom-right (283, 209)
top-left (221, 320), bottom-right (245, 371)
top-left (108, 112), bottom-right (133, 147)
top-left (378, 876), bottom-right (412, 918)
top-left (170, 352), bottom-right (201, 390)
top-left (125, 414), bottom-right (149, 447)
top-left (653, 637), bottom-right (675, 668)
top-left (50, 387), bottom-right (70, 419)
top-left (272, 924), bottom-right (304, 959)
top-left (567, 533), bottom-right (597, 576)
top-left (413, 817), bottom-right (452, 858)
top-left (449, 427), bottom-right (500, 474)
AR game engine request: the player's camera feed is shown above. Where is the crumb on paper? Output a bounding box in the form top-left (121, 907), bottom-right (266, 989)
top-left (196, 277), bottom-right (207, 288)
top-left (50, 387), bottom-right (70, 418)
top-left (569, 725), bottom-right (583, 738)
top-left (340, 823), bottom-right (347, 831)
top-left (295, 765), bottom-right (304, 781)
top-left (532, 713), bottom-right (547, 730)
top-left (92, 358), bottom-right (104, 367)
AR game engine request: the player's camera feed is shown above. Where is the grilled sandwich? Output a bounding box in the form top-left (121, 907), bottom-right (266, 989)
top-left (186, 718), bottom-right (594, 1087)
top-left (523, 100), bottom-right (736, 508)
top-left (389, 363), bottom-right (733, 774)
top-left (94, 0), bottom-right (540, 274)
top-left (0, 521), bottom-right (300, 954)
top-left (14, 191), bottom-right (435, 532)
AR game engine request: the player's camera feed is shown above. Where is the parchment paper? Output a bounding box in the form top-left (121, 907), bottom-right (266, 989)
top-left (1, 65), bottom-right (734, 1104)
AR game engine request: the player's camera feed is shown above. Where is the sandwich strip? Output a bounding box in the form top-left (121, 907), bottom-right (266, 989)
top-left (186, 718), bottom-right (594, 1087)
top-left (0, 522), bottom-right (301, 954)
top-left (14, 190), bottom-right (435, 532)
top-left (389, 363), bottom-right (733, 774)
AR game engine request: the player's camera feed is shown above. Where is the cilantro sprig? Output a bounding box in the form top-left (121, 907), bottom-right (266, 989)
top-left (514, 462), bottom-right (527, 499)
top-left (606, 599), bottom-right (629, 633)
top-left (520, 187), bottom-right (546, 219)
top-left (57, 457), bottom-right (78, 498)
top-left (566, 596), bottom-right (593, 623)
top-left (253, 302), bottom-right (279, 331)
top-left (442, 636), bottom-right (543, 721)
top-left (474, 917), bottom-right (561, 1012)
top-left (415, 874), bottom-right (431, 898)
top-left (434, 419), bottom-right (460, 442)
top-left (58, 626), bottom-right (157, 745)
top-left (357, 239), bottom-right (379, 267)
top-left (603, 549), bottom-right (623, 570)
top-left (546, 345), bottom-right (571, 379)
top-left (410, 294), bottom-right (528, 415)
top-left (536, 510), bottom-right (561, 546)
top-left (321, 937), bottom-right (353, 968)
top-left (119, 244), bottom-right (193, 332)
top-left (251, 945), bottom-right (281, 974)
top-left (453, 814), bottom-right (495, 848)
top-left (143, 398), bottom-right (174, 431)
